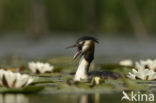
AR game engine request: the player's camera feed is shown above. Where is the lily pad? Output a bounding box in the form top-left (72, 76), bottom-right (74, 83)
top-left (0, 86), bottom-right (44, 93)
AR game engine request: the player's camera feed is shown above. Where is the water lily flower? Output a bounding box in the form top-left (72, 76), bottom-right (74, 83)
top-left (127, 59), bottom-right (156, 80)
top-left (0, 70), bottom-right (33, 88)
top-left (119, 59), bottom-right (133, 66)
top-left (28, 62), bottom-right (54, 74)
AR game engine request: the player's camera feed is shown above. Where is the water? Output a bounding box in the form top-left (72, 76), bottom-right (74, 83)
top-left (1, 34), bottom-right (156, 62)
top-left (0, 93), bottom-right (122, 103)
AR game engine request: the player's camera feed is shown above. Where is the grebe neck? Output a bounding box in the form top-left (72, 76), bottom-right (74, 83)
top-left (74, 56), bottom-right (90, 81)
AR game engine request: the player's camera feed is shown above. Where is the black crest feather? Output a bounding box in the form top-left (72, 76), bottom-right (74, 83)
top-left (76, 36), bottom-right (99, 44)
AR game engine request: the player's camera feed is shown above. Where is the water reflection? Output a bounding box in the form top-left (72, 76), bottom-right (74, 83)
top-left (0, 94), bottom-right (99, 103)
top-left (0, 94), bottom-right (29, 103)
top-left (77, 94), bottom-right (100, 103)
top-left (30, 94), bottom-right (100, 103)
top-left (78, 95), bottom-right (90, 103)
top-left (0, 93), bottom-right (121, 103)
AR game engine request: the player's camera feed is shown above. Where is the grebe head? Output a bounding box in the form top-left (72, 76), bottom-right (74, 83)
top-left (67, 36), bottom-right (99, 60)
top-left (67, 36), bottom-right (120, 81)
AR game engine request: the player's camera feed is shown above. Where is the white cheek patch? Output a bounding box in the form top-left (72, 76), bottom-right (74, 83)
top-left (82, 40), bottom-right (91, 52)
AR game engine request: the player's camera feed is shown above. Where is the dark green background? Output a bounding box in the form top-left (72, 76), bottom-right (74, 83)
top-left (0, 0), bottom-right (155, 35)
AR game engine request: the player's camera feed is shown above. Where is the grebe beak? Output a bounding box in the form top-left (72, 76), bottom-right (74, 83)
top-left (66, 44), bottom-right (81, 60)
top-left (73, 49), bottom-right (81, 60)
top-left (66, 44), bottom-right (77, 49)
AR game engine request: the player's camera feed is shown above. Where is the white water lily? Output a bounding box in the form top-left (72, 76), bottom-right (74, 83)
top-left (0, 70), bottom-right (33, 88)
top-left (119, 59), bottom-right (133, 66)
top-left (127, 59), bottom-right (156, 80)
top-left (28, 62), bottom-right (54, 74)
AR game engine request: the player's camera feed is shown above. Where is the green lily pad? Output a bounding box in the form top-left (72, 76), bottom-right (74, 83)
top-left (0, 86), bottom-right (44, 93)
top-left (32, 72), bottom-right (62, 77)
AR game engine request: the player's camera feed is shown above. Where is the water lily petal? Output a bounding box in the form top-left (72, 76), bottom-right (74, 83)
top-left (127, 72), bottom-right (136, 80)
top-left (3, 71), bottom-right (16, 87)
top-left (25, 77), bottom-right (33, 86)
top-left (29, 62), bottom-right (38, 73)
top-left (15, 74), bottom-right (29, 88)
top-left (132, 69), bottom-right (138, 74)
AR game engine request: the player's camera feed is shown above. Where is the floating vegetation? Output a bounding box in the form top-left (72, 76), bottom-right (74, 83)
top-left (0, 86), bottom-right (44, 93)
top-left (0, 57), bottom-right (152, 94)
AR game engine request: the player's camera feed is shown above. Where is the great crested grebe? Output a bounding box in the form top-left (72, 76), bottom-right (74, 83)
top-left (68, 36), bottom-right (121, 81)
